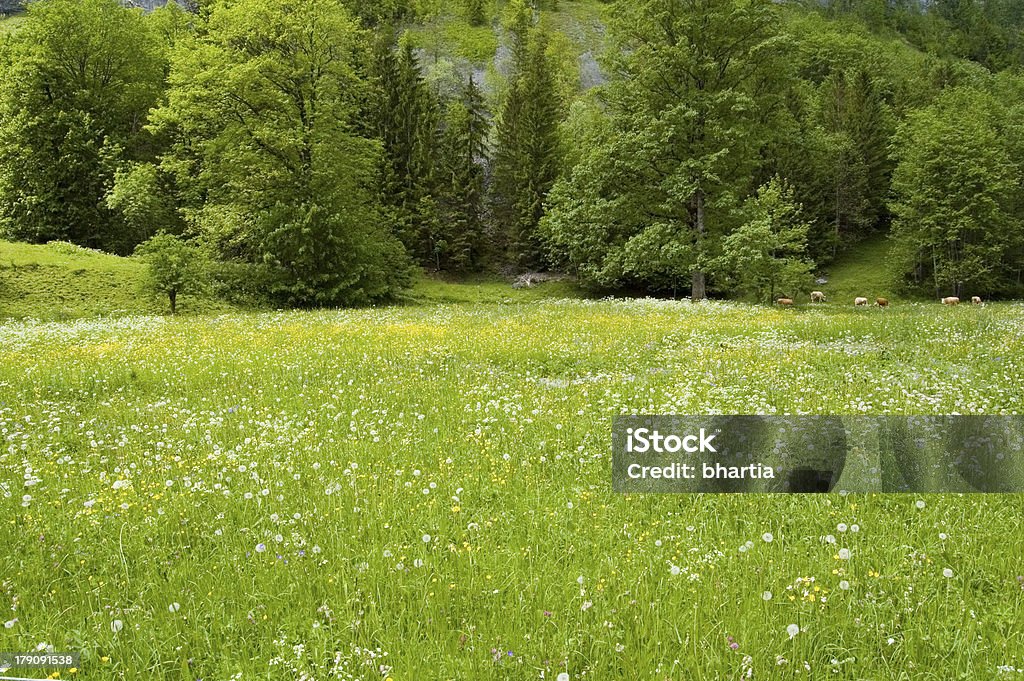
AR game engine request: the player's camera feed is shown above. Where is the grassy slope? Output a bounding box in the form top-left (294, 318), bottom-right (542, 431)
top-left (816, 236), bottom-right (899, 304)
top-left (0, 239), bottom-right (588, 320)
top-left (0, 240), bottom-right (156, 319)
top-left (0, 240), bottom-right (247, 319)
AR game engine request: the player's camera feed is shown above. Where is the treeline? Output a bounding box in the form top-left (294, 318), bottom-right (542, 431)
top-left (1, 0), bottom-right (1023, 306)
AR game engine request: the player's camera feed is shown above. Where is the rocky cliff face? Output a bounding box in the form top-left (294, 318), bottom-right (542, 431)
top-left (2, 0), bottom-right (175, 13)
top-left (122, 0), bottom-right (172, 9)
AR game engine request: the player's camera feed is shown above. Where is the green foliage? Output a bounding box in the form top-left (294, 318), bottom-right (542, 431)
top-left (889, 86), bottom-right (1024, 298)
top-left (135, 232), bottom-right (209, 314)
top-left (0, 0), bottom-right (166, 254)
top-left (544, 0), bottom-right (786, 297)
top-left (714, 178), bottom-right (815, 303)
top-left (105, 163), bottom-right (181, 246)
top-left (152, 0), bottom-right (412, 307)
top-left (462, 0), bottom-right (487, 26)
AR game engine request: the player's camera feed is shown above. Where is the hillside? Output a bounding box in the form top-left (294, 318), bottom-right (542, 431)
top-left (816, 236), bottom-right (899, 304)
top-left (0, 240), bottom-right (221, 319)
top-left (0, 240), bottom-right (588, 320)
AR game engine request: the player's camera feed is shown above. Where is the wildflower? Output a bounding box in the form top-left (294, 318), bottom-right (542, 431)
top-left (557, 674), bottom-right (570, 681)
top-left (255, 543), bottom-right (267, 553)
top-left (762, 591), bottom-right (772, 601)
top-left (111, 619), bottom-right (124, 633)
top-left (916, 500), bottom-right (926, 509)
top-left (422, 534), bottom-right (431, 543)
top-left (838, 548), bottom-right (851, 560)
top-left (762, 532), bottom-right (774, 543)
top-left (169, 602), bottom-right (181, 613)
top-left (839, 580), bottom-right (850, 590)
top-left (786, 623), bottom-right (800, 639)
top-left (943, 568), bottom-right (954, 578)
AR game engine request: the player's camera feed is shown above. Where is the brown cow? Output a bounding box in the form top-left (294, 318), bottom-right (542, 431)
top-left (777, 298), bottom-right (794, 306)
top-left (942, 297), bottom-right (960, 306)
top-left (875, 298), bottom-right (889, 307)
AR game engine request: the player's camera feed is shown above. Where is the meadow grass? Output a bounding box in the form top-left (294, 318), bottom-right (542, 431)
top-left (820, 236), bottom-right (901, 304)
top-left (1, 298), bottom-right (1023, 679)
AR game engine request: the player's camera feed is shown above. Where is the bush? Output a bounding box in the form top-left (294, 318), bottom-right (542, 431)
top-left (134, 233), bottom-right (209, 314)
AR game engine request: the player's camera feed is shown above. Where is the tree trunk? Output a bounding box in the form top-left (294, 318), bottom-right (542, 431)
top-left (692, 188), bottom-right (707, 301)
top-left (169, 289), bottom-right (177, 315)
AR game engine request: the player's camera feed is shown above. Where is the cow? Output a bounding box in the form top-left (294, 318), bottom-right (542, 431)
top-left (875, 298), bottom-right (889, 307)
top-left (854, 297), bottom-right (869, 306)
top-left (810, 291), bottom-right (826, 303)
top-left (942, 297), bottom-right (960, 306)
top-left (971, 296), bottom-right (983, 305)
top-left (777, 298), bottom-right (794, 306)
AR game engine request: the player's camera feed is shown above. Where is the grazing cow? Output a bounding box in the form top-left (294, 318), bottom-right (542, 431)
top-left (854, 297), bottom-right (869, 306)
top-left (875, 297), bottom-right (889, 307)
top-left (942, 296), bottom-right (960, 306)
top-left (777, 298), bottom-right (794, 306)
top-left (810, 291), bottom-right (826, 303)
top-left (972, 296), bottom-right (982, 305)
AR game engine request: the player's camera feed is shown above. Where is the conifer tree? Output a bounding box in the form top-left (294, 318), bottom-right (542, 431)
top-left (490, 25), bottom-right (562, 269)
top-left (373, 39), bottom-right (443, 264)
top-left (437, 76), bottom-right (490, 270)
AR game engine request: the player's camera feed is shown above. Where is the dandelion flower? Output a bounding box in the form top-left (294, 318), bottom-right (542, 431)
top-left (111, 620), bottom-right (124, 634)
top-left (422, 534), bottom-right (431, 543)
top-left (762, 591), bottom-right (772, 601)
top-left (557, 674), bottom-right (570, 681)
top-left (168, 602), bottom-right (180, 613)
top-left (762, 532), bottom-right (774, 543)
top-left (786, 623), bottom-right (800, 639)
top-left (255, 543), bottom-right (267, 553)
top-left (838, 548), bottom-right (851, 560)
top-left (943, 568), bottom-right (954, 578)
top-left (839, 580), bottom-right (850, 591)
top-left (916, 500), bottom-right (926, 509)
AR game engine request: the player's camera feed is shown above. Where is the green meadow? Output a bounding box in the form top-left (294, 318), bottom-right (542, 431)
top-left (2, 296), bottom-right (1023, 679)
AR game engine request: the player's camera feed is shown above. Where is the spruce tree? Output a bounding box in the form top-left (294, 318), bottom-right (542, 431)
top-left (372, 39), bottom-right (443, 264)
top-left (437, 76), bottom-right (490, 270)
top-left (490, 25), bottom-right (562, 270)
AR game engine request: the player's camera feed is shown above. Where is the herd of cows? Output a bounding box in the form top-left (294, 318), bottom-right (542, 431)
top-left (775, 293), bottom-right (983, 307)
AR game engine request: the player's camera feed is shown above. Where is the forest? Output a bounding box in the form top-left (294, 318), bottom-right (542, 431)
top-left (1, 0), bottom-right (1024, 305)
